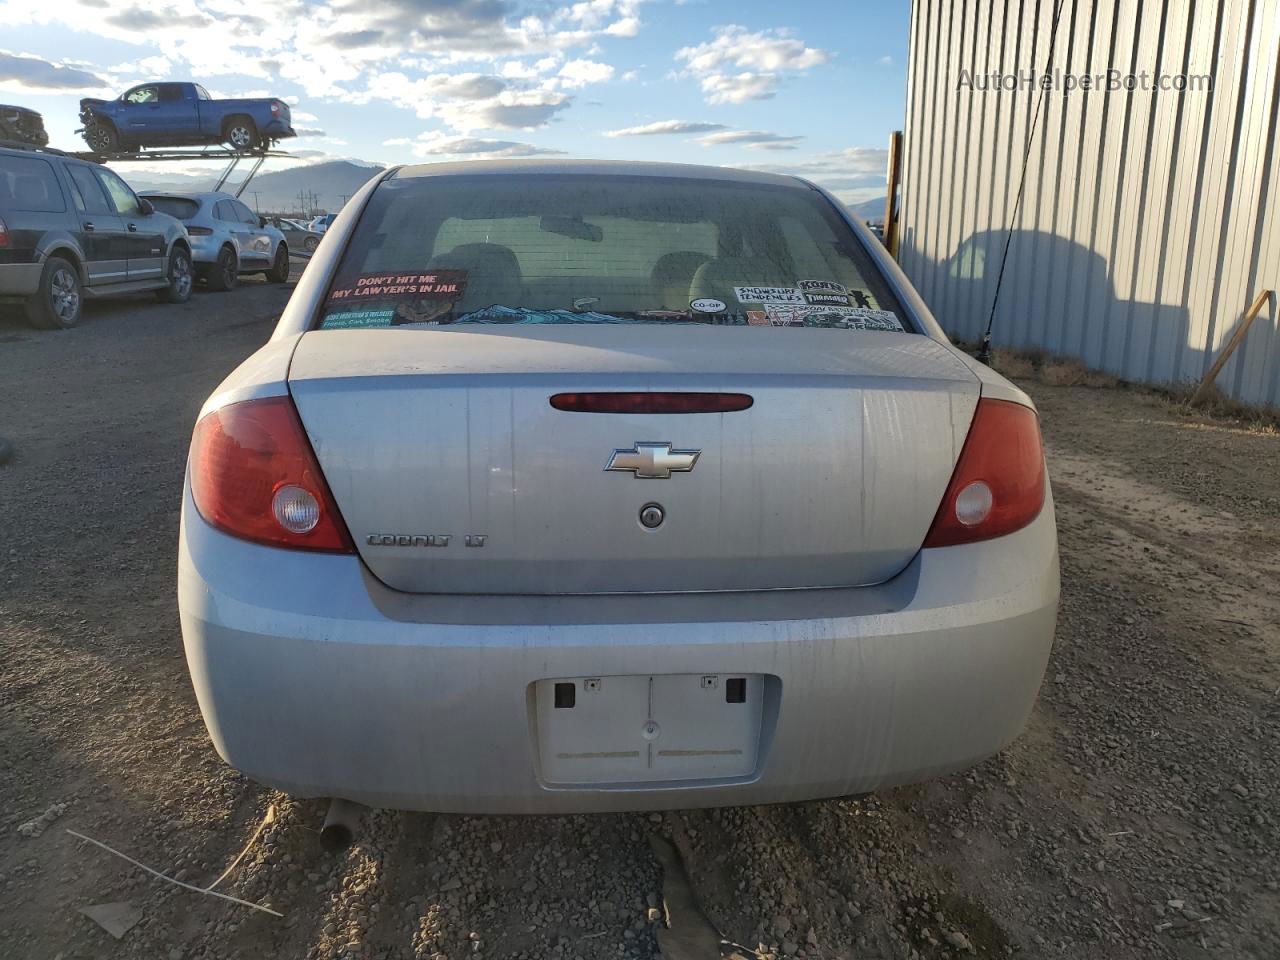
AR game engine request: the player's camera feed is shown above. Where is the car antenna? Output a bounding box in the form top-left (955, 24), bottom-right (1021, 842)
top-left (975, 0), bottom-right (1068, 366)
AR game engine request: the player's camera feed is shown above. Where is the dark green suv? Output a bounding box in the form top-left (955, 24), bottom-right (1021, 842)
top-left (0, 144), bottom-right (193, 328)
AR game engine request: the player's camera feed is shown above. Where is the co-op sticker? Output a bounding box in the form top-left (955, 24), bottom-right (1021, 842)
top-left (690, 297), bottom-right (726, 313)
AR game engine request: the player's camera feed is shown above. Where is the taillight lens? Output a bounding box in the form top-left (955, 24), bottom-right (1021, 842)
top-left (186, 226), bottom-right (213, 236)
top-left (0, 216), bottom-right (9, 248)
top-left (189, 396), bottom-right (354, 552)
top-left (923, 398), bottom-right (1045, 548)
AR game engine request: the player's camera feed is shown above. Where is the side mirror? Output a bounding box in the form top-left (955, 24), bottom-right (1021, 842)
top-left (138, 197), bottom-right (154, 216)
top-left (259, 216), bottom-right (269, 228)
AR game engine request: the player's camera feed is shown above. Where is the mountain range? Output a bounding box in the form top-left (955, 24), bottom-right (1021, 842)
top-left (122, 160), bottom-right (385, 215)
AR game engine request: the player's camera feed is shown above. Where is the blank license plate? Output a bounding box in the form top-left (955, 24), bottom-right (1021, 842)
top-left (535, 673), bottom-right (764, 785)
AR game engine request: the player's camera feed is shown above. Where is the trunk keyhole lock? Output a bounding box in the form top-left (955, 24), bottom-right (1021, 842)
top-left (639, 503), bottom-right (665, 529)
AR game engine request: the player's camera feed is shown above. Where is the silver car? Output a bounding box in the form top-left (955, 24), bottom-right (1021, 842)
top-left (179, 160), bottom-right (1059, 814)
top-left (267, 216), bottom-right (322, 253)
top-left (140, 191), bottom-right (290, 290)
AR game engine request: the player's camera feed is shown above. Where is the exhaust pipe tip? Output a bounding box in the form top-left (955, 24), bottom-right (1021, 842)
top-left (319, 798), bottom-right (365, 854)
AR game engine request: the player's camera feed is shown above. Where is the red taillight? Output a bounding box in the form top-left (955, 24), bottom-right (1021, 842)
top-left (0, 216), bottom-right (9, 248)
top-left (189, 396), bottom-right (354, 553)
top-left (923, 398), bottom-right (1046, 548)
top-left (270, 100), bottom-right (281, 114)
top-left (186, 226), bottom-right (213, 236)
top-left (550, 392), bottom-right (754, 414)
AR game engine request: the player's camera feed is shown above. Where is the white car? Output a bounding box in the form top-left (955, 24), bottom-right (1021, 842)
top-left (307, 213), bottom-right (336, 234)
top-left (179, 160), bottom-right (1059, 815)
top-left (142, 191), bottom-right (290, 290)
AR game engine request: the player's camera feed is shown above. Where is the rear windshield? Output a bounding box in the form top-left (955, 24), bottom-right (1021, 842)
top-left (144, 196), bottom-right (200, 220)
top-left (316, 173), bottom-right (911, 333)
top-left (0, 155), bottom-right (65, 213)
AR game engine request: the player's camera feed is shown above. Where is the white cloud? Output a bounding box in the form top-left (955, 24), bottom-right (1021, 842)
top-left (744, 146), bottom-right (890, 202)
top-left (696, 129), bottom-right (804, 151)
top-left (675, 25), bottom-right (829, 104)
top-left (410, 132), bottom-right (566, 158)
top-left (557, 58), bottom-right (613, 88)
top-left (0, 50), bottom-right (108, 94)
top-left (437, 89), bottom-right (572, 131)
top-left (605, 119), bottom-right (728, 136)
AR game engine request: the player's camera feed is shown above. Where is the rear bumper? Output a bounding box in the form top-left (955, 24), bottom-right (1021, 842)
top-left (179, 488), bottom-right (1059, 813)
top-left (0, 261), bottom-right (42, 297)
top-left (188, 234), bottom-right (227, 264)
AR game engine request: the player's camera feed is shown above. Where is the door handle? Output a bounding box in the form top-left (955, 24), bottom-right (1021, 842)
top-left (127, 223), bottom-right (138, 232)
top-left (83, 222), bottom-right (95, 231)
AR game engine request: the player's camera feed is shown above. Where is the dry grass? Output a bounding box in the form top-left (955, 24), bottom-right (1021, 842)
top-left (965, 342), bottom-right (1278, 431)
top-left (1160, 381), bottom-right (1280, 435)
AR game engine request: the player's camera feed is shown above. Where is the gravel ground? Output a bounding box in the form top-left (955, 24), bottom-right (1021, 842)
top-left (1, 285), bottom-right (1277, 960)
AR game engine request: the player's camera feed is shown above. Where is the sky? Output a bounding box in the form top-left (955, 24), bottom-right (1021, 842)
top-left (0, 0), bottom-right (909, 203)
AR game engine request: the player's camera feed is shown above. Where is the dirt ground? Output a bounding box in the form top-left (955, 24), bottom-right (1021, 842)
top-left (1, 281), bottom-right (1277, 960)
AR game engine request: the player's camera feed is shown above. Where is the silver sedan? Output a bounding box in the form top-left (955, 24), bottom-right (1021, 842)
top-left (178, 160), bottom-right (1059, 814)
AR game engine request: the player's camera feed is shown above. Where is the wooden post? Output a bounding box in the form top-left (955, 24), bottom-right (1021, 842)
top-left (883, 131), bottom-right (904, 258)
top-left (1188, 289), bottom-right (1273, 406)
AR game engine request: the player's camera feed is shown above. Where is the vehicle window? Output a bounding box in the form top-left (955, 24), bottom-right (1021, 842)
top-left (232, 200), bottom-right (258, 224)
top-left (0, 156), bottom-right (65, 213)
top-left (124, 85), bottom-right (159, 105)
top-left (143, 196), bottom-right (200, 220)
top-left (195, 85), bottom-right (211, 100)
top-left (215, 200), bottom-right (238, 221)
top-left (318, 174), bottom-right (911, 333)
top-left (66, 164), bottom-right (113, 215)
top-left (158, 84), bottom-right (185, 103)
top-left (94, 168), bottom-right (141, 216)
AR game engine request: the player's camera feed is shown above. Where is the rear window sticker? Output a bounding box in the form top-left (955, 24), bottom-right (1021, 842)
top-left (755, 304), bottom-right (905, 331)
top-left (734, 285), bottom-right (806, 305)
top-left (320, 308), bottom-right (395, 329)
top-left (690, 297), bottom-right (727, 313)
top-left (392, 301), bottom-right (453, 325)
top-left (847, 288), bottom-right (879, 309)
top-left (455, 305), bottom-right (639, 324)
top-left (797, 279), bottom-right (851, 306)
top-left (326, 269), bottom-right (468, 306)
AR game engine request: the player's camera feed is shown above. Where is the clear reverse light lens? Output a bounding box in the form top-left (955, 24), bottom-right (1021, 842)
top-left (955, 480), bottom-right (993, 526)
top-left (272, 484), bottom-right (320, 534)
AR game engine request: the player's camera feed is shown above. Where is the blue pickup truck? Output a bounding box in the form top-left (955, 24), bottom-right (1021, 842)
top-left (79, 82), bottom-right (295, 154)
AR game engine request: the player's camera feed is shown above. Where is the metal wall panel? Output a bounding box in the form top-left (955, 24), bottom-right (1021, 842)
top-left (900, 0), bottom-right (1280, 408)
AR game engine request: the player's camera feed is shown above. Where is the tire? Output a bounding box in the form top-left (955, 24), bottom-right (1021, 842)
top-left (303, 235), bottom-right (319, 253)
top-left (25, 256), bottom-right (83, 330)
top-left (224, 118), bottom-right (258, 152)
top-left (156, 246), bottom-right (194, 303)
top-left (265, 244), bottom-right (290, 283)
top-left (205, 246), bottom-right (239, 292)
top-left (83, 121), bottom-right (119, 153)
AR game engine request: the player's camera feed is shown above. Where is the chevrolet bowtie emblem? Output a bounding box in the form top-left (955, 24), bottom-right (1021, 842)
top-left (605, 442), bottom-right (701, 479)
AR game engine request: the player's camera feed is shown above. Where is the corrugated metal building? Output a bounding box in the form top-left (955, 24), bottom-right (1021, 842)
top-left (898, 0), bottom-right (1280, 408)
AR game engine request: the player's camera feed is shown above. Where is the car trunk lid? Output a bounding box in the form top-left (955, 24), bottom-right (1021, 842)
top-left (288, 325), bottom-right (980, 595)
